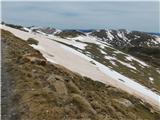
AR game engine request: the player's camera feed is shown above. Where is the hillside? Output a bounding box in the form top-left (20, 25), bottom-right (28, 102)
top-left (1, 29), bottom-right (160, 120)
top-left (1, 23), bottom-right (160, 109)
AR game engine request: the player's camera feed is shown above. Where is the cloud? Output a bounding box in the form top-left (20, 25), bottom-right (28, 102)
top-left (1, 1), bottom-right (159, 32)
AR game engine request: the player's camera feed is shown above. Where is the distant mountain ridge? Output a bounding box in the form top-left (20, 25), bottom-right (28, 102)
top-left (148, 32), bottom-right (160, 36)
top-left (2, 29), bottom-right (160, 120)
top-left (2, 22), bottom-right (160, 68)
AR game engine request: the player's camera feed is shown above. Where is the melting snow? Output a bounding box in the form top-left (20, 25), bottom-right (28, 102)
top-left (30, 44), bottom-right (45, 51)
top-left (30, 44), bottom-right (56, 64)
top-left (134, 35), bottom-right (140, 39)
top-left (125, 56), bottom-right (132, 61)
top-left (61, 44), bottom-right (160, 106)
top-left (118, 61), bottom-right (137, 70)
top-left (104, 55), bottom-right (137, 70)
top-left (110, 61), bottom-right (117, 66)
top-left (2, 24), bottom-right (160, 110)
top-left (104, 56), bottom-right (116, 60)
top-left (149, 77), bottom-right (154, 84)
top-left (114, 50), bottom-right (124, 54)
top-left (125, 56), bottom-right (149, 67)
top-left (156, 37), bottom-right (160, 43)
top-left (117, 32), bottom-right (123, 38)
top-left (106, 31), bottom-right (114, 40)
top-left (157, 69), bottom-right (160, 74)
top-left (71, 41), bottom-right (87, 49)
top-left (100, 49), bottom-right (106, 54)
top-left (151, 39), bottom-right (160, 44)
top-left (23, 27), bottom-right (31, 32)
top-left (45, 57), bottom-right (56, 64)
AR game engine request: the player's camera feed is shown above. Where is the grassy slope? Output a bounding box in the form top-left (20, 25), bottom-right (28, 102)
top-left (1, 29), bottom-right (160, 120)
top-left (56, 40), bottom-right (160, 93)
top-left (85, 43), bottom-right (160, 93)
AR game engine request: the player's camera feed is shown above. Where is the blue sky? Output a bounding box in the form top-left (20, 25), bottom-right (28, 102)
top-left (1, 1), bottom-right (159, 32)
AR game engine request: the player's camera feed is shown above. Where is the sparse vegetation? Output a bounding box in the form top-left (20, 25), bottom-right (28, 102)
top-left (1, 29), bottom-right (160, 120)
top-left (53, 39), bottom-right (160, 93)
top-left (55, 30), bottom-right (86, 38)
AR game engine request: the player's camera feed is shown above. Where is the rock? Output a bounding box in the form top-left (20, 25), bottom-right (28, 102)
top-left (22, 53), bottom-right (46, 66)
top-left (115, 98), bottom-right (133, 107)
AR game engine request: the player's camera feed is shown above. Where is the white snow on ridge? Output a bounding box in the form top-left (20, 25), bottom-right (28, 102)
top-left (30, 44), bottom-right (56, 64)
top-left (2, 25), bottom-right (160, 110)
top-left (74, 43), bottom-right (86, 49)
top-left (70, 41), bottom-right (87, 49)
top-left (149, 77), bottom-right (154, 84)
top-left (104, 56), bottom-right (116, 60)
top-left (23, 27), bottom-right (31, 32)
top-left (100, 49), bottom-right (106, 54)
top-left (125, 56), bottom-right (132, 61)
top-left (125, 56), bottom-right (149, 67)
top-left (117, 32), bottom-right (123, 38)
top-left (106, 31), bottom-right (114, 40)
top-left (61, 44), bottom-right (160, 109)
top-left (30, 44), bottom-right (45, 51)
top-left (104, 55), bottom-right (137, 70)
top-left (118, 61), bottom-right (137, 70)
top-left (69, 35), bottom-right (97, 43)
top-left (53, 29), bottom-right (62, 34)
top-left (155, 37), bottom-right (160, 44)
top-left (110, 61), bottom-right (117, 66)
top-left (134, 35), bottom-right (140, 39)
top-left (52, 36), bottom-right (87, 50)
top-left (36, 30), bottom-right (47, 35)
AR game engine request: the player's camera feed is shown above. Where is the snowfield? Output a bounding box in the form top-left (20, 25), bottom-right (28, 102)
top-left (1, 25), bottom-right (160, 111)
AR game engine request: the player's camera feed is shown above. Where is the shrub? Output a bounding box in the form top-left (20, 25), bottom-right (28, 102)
top-left (27, 38), bottom-right (39, 45)
top-left (71, 94), bottom-right (96, 114)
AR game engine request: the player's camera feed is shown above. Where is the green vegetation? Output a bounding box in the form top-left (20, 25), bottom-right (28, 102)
top-left (1, 29), bottom-right (160, 120)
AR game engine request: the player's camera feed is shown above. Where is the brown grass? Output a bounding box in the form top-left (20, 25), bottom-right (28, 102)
top-left (1, 29), bottom-right (160, 120)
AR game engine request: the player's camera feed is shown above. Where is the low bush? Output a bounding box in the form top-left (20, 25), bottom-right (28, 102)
top-left (27, 38), bottom-right (39, 45)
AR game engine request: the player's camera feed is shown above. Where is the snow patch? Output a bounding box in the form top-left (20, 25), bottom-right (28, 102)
top-left (106, 31), bottom-right (114, 40)
top-left (72, 41), bottom-right (87, 49)
top-left (110, 61), bottom-right (117, 66)
top-left (104, 56), bottom-right (116, 60)
top-left (118, 61), bottom-right (137, 70)
top-left (156, 37), bottom-right (160, 43)
top-left (149, 77), bottom-right (154, 84)
top-left (45, 57), bottom-right (56, 64)
top-left (105, 55), bottom-right (137, 70)
top-left (100, 49), bottom-right (106, 54)
top-left (125, 56), bottom-right (149, 67)
top-left (61, 44), bottom-right (160, 106)
top-left (23, 27), bottom-right (31, 32)
top-left (30, 44), bottom-right (45, 51)
top-left (117, 32), bottom-right (123, 38)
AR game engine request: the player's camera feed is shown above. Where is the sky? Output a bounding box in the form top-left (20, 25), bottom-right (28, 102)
top-left (1, 1), bottom-right (160, 32)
